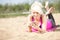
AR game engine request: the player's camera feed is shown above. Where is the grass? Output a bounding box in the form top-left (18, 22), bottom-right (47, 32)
top-left (0, 12), bottom-right (28, 18)
top-left (0, 12), bottom-right (60, 18)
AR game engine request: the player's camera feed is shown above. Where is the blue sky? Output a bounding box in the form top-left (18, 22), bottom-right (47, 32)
top-left (0, 0), bottom-right (59, 5)
top-left (0, 0), bottom-right (29, 4)
top-left (0, 0), bottom-right (42, 4)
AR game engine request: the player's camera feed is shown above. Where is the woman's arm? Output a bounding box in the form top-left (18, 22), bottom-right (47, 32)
top-left (27, 14), bottom-right (33, 24)
top-left (42, 15), bottom-right (47, 31)
top-left (27, 14), bottom-right (33, 32)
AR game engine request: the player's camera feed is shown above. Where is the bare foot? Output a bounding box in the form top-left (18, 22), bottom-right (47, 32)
top-left (48, 7), bottom-right (54, 13)
top-left (46, 7), bottom-right (54, 15)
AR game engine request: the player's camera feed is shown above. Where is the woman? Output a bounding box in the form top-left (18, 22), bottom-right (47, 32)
top-left (27, 1), bottom-right (46, 33)
top-left (27, 1), bottom-right (55, 33)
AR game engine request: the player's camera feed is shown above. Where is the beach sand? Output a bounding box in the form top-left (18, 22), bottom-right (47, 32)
top-left (0, 14), bottom-right (60, 40)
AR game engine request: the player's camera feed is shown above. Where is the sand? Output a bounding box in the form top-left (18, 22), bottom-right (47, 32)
top-left (0, 14), bottom-right (60, 40)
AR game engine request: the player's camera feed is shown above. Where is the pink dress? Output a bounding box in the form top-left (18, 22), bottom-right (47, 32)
top-left (31, 16), bottom-right (56, 32)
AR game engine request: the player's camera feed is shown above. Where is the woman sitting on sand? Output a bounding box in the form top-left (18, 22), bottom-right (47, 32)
top-left (27, 1), bottom-right (55, 33)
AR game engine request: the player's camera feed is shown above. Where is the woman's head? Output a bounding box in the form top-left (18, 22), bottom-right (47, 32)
top-left (30, 1), bottom-right (44, 17)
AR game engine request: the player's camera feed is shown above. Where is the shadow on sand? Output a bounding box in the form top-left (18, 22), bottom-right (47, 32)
top-left (55, 25), bottom-right (60, 31)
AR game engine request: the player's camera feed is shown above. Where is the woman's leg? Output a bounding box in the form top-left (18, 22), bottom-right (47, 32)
top-left (46, 7), bottom-right (56, 27)
top-left (48, 14), bottom-right (56, 27)
top-left (45, 4), bottom-right (56, 27)
top-left (46, 19), bottom-right (56, 31)
top-left (45, 1), bottom-right (49, 11)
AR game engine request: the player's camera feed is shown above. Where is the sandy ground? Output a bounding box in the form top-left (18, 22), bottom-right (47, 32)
top-left (0, 14), bottom-right (60, 40)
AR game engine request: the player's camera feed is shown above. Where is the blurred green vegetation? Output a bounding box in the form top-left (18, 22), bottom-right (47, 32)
top-left (0, 1), bottom-right (60, 18)
top-left (0, 12), bottom-right (28, 18)
top-left (0, 3), bottom-right (30, 13)
top-left (0, 3), bottom-right (30, 18)
top-left (42, 0), bottom-right (60, 13)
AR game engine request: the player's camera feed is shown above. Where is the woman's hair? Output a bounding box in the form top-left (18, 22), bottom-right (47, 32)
top-left (30, 1), bottom-right (44, 15)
